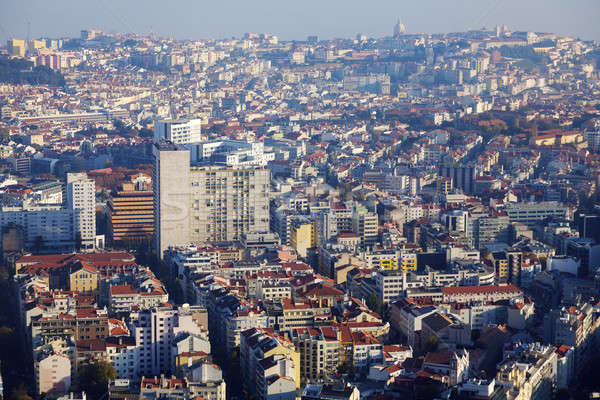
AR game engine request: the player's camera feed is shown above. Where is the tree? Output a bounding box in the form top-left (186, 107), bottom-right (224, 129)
top-left (554, 388), bottom-right (572, 400)
top-left (33, 235), bottom-right (44, 253)
top-left (366, 293), bottom-right (384, 316)
top-left (79, 360), bottom-right (116, 400)
top-left (0, 127), bottom-right (10, 143)
top-left (8, 384), bottom-right (33, 400)
top-left (424, 335), bottom-right (439, 353)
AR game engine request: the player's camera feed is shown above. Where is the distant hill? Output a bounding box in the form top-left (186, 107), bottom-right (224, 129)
top-left (0, 57), bottom-right (65, 86)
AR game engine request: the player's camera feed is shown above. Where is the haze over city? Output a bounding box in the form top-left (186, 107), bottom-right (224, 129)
top-left (1, 0), bottom-right (600, 41)
top-left (1, 2), bottom-right (600, 400)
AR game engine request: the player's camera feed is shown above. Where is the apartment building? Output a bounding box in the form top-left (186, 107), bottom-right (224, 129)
top-left (154, 142), bottom-right (270, 257)
top-left (496, 343), bottom-right (558, 400)
top-left (352, 208), bottom-right (378, 247)
top-left (504, 201), bottom-right (568, 227)
top-left (290, 326), bottom-right (340, 382)
top-left (441, 284), bottom-right (523, 303)
top-left (240, 328), bottom-right (300, 396)
top-left (290, 217), bottom-right (318, 258)
top-left (0, 173), bottom-right (96, 251)
top-left (128, 305), bottom-right (206, 376)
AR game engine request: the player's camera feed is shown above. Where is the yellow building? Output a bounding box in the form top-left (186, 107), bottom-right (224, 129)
top-left (488, 252), bottom-right (509, 284)
top-left (8, 39), bottom-right (25, 57)
top-left (69, 263), bottom-right (99, 295)
top-left (380, 251), bottom-right (417, 273)
top-left (28, 39), bottom-right (46, 53)
top-left (174, 351), bottom-right (211, 370)
top-left (290, 218), bottom-right (318, 258)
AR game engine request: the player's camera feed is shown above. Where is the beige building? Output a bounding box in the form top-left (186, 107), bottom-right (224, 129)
top-left (291, 326), bottom-right (340, 383)
top-left (36, 353), bottom-right (71, 395)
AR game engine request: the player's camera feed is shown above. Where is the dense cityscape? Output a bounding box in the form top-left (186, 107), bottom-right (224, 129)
top-left (0, 17), bottom-right (599, 400)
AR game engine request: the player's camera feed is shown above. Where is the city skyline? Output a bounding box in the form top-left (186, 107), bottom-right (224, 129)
top-left (1, 0), bottom-right (599, 42)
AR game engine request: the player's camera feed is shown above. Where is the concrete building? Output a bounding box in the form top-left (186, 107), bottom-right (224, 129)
top-left (240, 328), bottom-right (300, 397)
top-left (154, 142), bottom-right (270, 257)
top-left (496, 343), bottom-right (558, 400)
top-left (193, 139), bottom-right (273, 166)
top-left (352, 208), bottom-right (378, 248)
top-left (439, 163), bottom-right (475, 194)
top-left (544, 302), bottom-right (600, 374)
top-left (504, 201), bottom-right (568, 227)
top-left (290, 326), bottom-right (340, 383)
top-left (153, 142), bottom-right (191, 258)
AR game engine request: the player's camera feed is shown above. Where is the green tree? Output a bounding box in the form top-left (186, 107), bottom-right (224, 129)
top-left (79, 360), bottom-right (116, 400)
top-left (33, 235), bottom-right (44, 253)
top-left (424, 335), bottom-right (439, 353)
top-left (366, 293), bottom-right (384, 316)
top-left (554, 388), bottom-right (572, 400)
top-left (0, 127), bottom-right (10, 143)
top-left (8, 383), bottom-right (33, 400)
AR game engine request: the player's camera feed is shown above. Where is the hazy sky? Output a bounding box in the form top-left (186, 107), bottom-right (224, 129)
top-left (1, 0), bottom-right (599, 42)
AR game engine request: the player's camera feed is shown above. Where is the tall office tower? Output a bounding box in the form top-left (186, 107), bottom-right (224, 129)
top-left (153, 142), bottom-right (191, 258)
top-left (153, 142), bottom-right (270, 258)
top-left (66, 173), bottom-right (96, 249)
top-left (154, 118), bottom-right (202, 145)
top-left (439, 163), bottom-right (475, 194)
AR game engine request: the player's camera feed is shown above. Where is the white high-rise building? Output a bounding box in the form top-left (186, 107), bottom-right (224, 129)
top-left (128, 305), bottom-right (206, 376)
top-left (66, 172), bottom-right (96, 248)
top-left (154, 118), bottom-right (202, 145)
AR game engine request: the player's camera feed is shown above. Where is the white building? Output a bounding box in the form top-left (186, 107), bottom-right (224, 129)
top-left (129, 305), bottom-right (206, 376)
top-left (192, 140), bottom-right (273, 166)
top-left (154, 118), bottom-right (202, 145)
top-left (106, 336), bottom-right (139, 380)
top-left (66, 173), bottom-right (96, 249)
top-left (0, 173), bottom-right (96, 251)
